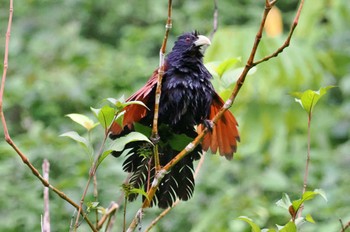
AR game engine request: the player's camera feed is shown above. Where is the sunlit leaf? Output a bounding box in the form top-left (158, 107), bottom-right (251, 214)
top-left (106, 96), bottom-right (149, 111)
top-left (292, 189), bottom-right (327, 212)
top-left (91, 105), bottom-right (115, 129)
top-left (279, 221), bottom-right (297, 232)
top-left (60, 131), bottom-right (89, 148)
top-left (66, 113), bottom-right (98, 131)
top-left (215, 57), bottom-right (241, 77)
top-left (129, 187), bottom-right (149, 200)
top-left (237, 216), bottom-right (261, 232)
top-left (305, 214), bottom-right (315, 224)
top-left (291, 86), bottom-right (335, 115)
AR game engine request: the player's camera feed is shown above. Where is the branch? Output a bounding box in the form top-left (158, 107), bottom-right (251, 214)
top-left (340, 219), bottom-right (350, 232)
top-left (0, 2), bottom-right (97, 231)
top-left (151, 0), bottom-right (173, 171)
top-left (42, 159), bottom-right (51, 232)
top-left (209, 0), bottom-right (219, 40)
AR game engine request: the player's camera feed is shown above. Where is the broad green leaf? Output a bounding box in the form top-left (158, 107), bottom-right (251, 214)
top-left (215, 57), bottom-right (241, 77)
top-left (108, 132), bottom-right (152, 152)
top-left (291, 86), bottom-right (335, 115)
top-left (279, 221), bottom-right (297, 232)
top-left (107, 97), bottom-right (149, 111)
top-left (168, 133), bottom-right (194, 151)
top-left (66, 113), bottom-right (98, 131)
top-left (60, 131), bottom-right (93, 159)
top-left (292, 189), bottom-right (327, 212)
top-left (276, 193), bottom-right (292, 210)
top-left (305, 214), bottom-right (315, 224)
top-left (97, 132), bottom-right (152, 167)
top-left (91, 105), bottom-right (115, 129)
top-left (134, 122), bottom-right (152, 136)
top-left (237, 216), bottom-right (261, 232)
top-left (60, 131), bottom-right (89, 148)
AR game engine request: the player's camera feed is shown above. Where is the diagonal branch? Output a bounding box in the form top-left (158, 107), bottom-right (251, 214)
top-left (0, 1), bottom-right (97, 232)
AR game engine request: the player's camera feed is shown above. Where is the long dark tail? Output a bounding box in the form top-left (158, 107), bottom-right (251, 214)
top-left (114, 141), bottom-right (202, 208)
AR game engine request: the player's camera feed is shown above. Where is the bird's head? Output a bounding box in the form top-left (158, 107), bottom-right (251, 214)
top-left (170, 31), bottom-right (211, 59)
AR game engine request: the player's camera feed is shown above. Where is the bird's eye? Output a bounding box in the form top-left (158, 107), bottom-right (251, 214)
top-left (185, 37), bottom-right (191, 43)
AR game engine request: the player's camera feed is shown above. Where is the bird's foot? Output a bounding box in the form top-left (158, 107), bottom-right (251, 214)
top-left (203, 119), bottom-right (214, 132)
top-left (150, 133), bottom-right (160, 145)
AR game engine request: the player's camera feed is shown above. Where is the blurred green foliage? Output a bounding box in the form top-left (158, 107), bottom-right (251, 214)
top-left (0, 0), bottom-right (349, 231)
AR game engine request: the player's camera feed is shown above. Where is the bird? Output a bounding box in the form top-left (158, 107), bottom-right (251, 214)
top-left (109, 31), bottom-right (240, 208)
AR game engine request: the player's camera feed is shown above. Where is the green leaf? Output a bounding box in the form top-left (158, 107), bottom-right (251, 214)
top-left (279, 221), bottom-right (297, 232)
top-left (237, 216), bottom-right (261, 232)
top-left (107, 97), bottom-right (149, 111)
top-left (314, 188), bottom-right (328, 202)
top-left (129, 187), bottom-right (149, 200)
top-left (97, 132), bottom-right (152, 167)
top-left (215, 57), bottom-right (241, 77)
top-left (292, 189), bottom-right (327, 212)
top-left (91, 105), bottom-right (115, 129)
top-left (305, 214), bottom-right (315, 224)
top-left (276, 193), bottom-right (292, 210)
top-left (291, 85), bottom-right (335, 115)
top-left (60, 131), bottom-right (89, 148)
top-left (66, 113), bottom-right (98, 131)
top-left (168, 133), bottom-right (194, 151)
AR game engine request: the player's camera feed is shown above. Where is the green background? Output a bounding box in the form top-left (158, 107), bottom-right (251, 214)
top-left (0, 0), bottom-right (349, 231)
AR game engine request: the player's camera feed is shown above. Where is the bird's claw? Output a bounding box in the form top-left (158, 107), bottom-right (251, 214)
top-left (203, 119), bottom-right (214, 132)
top-left (150, 133), bottom-right (160, 145)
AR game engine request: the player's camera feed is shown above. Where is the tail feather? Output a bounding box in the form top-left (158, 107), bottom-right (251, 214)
top-left (198, 93), bottom-right (240, 159)
top-left (118, 139), bottom-right (201, 208)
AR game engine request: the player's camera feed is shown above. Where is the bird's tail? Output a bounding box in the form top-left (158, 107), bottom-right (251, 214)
top-left (115, 140), bottom-right (201, 208)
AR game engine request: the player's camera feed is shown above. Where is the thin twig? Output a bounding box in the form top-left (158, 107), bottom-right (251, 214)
top-left (95, 201), bottom-right (119, 230)
top-left (42, 159), bottom-right (51, 232)
top-left (298, 94), bottom-right (315, 218)
top-left (0, 1), bottom-right (97, 231)
top-left (209, 0), bottom-right (219, 40)
top-left (253, 0), bottom-right (304, 66)
top-left (340, 219), bottom-right (350, 232)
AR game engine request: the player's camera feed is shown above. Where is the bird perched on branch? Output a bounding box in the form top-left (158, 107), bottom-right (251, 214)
top-left (110, 31), bottom-right (240, 208)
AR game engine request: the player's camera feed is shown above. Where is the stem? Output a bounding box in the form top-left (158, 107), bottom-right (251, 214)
top-left (42, 159), bottom-right (51, 232)
top-left (298, 111), bottom-right (312, 218)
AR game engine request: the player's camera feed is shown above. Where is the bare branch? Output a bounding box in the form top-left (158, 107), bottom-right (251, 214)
top-left (340, 218), bottom-right (350, 232)
top-left (151, 0), bottom-right (173, 171)
top-left (253, 0), bottom-right (305, 66)
top-left (209, 0), bottom-right (219, 40)
top-left (42, 159), bottom-right (51, 232)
